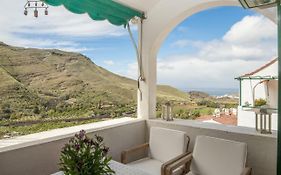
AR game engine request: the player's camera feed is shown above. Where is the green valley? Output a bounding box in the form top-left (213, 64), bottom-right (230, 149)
top-left (0, 42), bottom-right (190, 138)
top-left (0, 42), bottom-right (238, 138)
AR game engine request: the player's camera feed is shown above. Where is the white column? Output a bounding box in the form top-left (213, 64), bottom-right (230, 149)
top-left (137, 20), bottom-right (157, 120)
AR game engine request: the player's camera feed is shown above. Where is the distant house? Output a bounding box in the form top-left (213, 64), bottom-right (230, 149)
top-left (236, 58), bottom-right (278, 130)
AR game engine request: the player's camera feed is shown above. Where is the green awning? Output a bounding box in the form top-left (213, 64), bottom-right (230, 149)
top-left (43, 0), bottom-right (144, 26)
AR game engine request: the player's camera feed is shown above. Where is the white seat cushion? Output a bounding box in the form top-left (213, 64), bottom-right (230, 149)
top-left (190, 136), bottom-right (247, 175)
top-left (128, 157), bottom-right (184, 175)
top-left (128, 158), bottom-right (162, 175)
top-left (149, 127), bottom-right (188, 163)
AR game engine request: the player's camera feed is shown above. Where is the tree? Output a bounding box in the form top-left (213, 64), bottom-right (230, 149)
top-left (1, 104), bottom-right (12, 119)
top-left (33, 106), bottom-right (40, 114)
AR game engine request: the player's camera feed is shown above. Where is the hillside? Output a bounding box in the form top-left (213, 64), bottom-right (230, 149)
top-left (0, 42), bottom-right (189, 121)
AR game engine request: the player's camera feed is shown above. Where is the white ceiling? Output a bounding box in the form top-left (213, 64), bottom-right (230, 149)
top-left (115, 0), bottom-right (276, 23)
top-left (115, 0), bottom-right (160, 12)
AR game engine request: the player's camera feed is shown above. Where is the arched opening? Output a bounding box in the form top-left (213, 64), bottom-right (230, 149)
top-left (155, 5), bottom-right (277, 128)
top-left (137, 0), bottom-right (276, 120)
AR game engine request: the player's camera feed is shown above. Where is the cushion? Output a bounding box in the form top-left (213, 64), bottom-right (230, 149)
top-left (128, 157), bottom-right (184, 175)
top-left (128, 158), bottom-right (162, 175)
top-left (149, 127), bottom-right (188, 163)
top-left (190, 136), bottom-right (247, 175)
top-left (186, 172), bottom-right (194, 175)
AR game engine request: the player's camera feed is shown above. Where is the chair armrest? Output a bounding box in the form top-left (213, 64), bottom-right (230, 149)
top-left (121, 143), bottom-right (149, 164)
top-left (164, 153), bottom-right (193, 175)
top-left (161, 152), bottom-right (191, 175)
top-left (241, 167), bottom-right (252, 175)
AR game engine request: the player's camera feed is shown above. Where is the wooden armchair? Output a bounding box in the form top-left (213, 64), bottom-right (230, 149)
top-left (164, 136), bottom-right (252, 175)
top-left (121, 127), bottom-right (190, 175)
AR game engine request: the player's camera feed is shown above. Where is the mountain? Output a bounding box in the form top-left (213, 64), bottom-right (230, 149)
top-left (0, 42), bottom-right (189, 119)
top-left (188, 91), bottom-right (210, 99)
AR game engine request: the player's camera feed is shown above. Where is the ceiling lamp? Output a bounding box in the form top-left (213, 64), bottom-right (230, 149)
top-left (24, 0), bottom-right (49, 18)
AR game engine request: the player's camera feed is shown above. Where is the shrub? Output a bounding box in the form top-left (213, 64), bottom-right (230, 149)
top-left (197, 100), bottom-right (219, 108)
top-left (33, 106), bottom-right (40, 114)
top-left (1, 104), bottom-right (12, 114)
top-left (191, 110), bottom-right (200, 119)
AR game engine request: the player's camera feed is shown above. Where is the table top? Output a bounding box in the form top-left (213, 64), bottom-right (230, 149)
top-left (51, 160), bottom-right (150, 175)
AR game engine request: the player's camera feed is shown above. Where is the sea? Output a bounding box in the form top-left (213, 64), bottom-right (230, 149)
top-left (185, 88), bottom-right (239, 97)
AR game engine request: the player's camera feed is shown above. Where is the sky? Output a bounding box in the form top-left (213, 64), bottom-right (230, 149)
top-left (0, 1), bottom-right (277, 91)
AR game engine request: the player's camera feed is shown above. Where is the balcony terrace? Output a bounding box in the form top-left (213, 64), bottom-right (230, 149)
top-left (0, 117), bottom-right (276, 175)
top-left (0, 0), bottom-right (279, 175)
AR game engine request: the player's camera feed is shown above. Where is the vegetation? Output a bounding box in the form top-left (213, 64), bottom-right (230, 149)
top-left (0, 42), bottom-right (238, 139)
top-left (0, 119), bottom-right (104, 138)
top-left (254, 98), bottom-right (267, 107)
top-left (157, 91), bottom-right (238, 120)
top-left (60, 130), bottom-right (114, 175)
top-left (0, 42), bottom-right (189, 138)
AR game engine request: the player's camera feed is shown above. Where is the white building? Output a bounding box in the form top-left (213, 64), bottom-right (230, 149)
top-left (236, 58), bottom-right (278, 130)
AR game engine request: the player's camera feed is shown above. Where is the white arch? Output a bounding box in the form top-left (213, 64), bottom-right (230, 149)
top-left (147, 0), bottom-right (276, 57)
top-left (137, 0), bottom-right (277, 119)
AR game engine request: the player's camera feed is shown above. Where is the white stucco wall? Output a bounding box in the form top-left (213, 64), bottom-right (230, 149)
top-left (0, 118), bottom-right (146, 175)
top-left (268, 80), bottom-right (278, 108)
top-left (240, 60), bottom-right (277, 107)
top-left (0, 118), bottom-right (277, 175)
top-left (238, 60), bottom-right (278, 129)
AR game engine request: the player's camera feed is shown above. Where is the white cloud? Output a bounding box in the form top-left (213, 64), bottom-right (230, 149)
top-left (171, 40), bottom-right (190, 48)
top-left (157, 57), bottom-right (266, 89)
top-left (195, 16), bottom-right (277, 62)
top-left (125, 62), bottom-right (138, 79)
top-left (0, 2), bottom-right (277, 90)
top-left (177, 26), bottom-right (189, 33)
top-left (170, 16), bottom-right (277, 62)
top-left (122, 15), bottom-right (277, 89)
top-left (103, 60), bottom-right (115, 66)
top-left (223, 15), bottom-right (276, 44)
top-left (0, 0), bottom-right (126, 49)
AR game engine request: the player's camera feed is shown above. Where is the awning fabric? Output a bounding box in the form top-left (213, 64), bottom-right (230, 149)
top-left (43, 0), bottom-right (144, 26)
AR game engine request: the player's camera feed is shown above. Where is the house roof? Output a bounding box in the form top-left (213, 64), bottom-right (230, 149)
top-left (196, 115), bottom-right (237, 126)
top-left (239, 58), bottom-right (277, 77)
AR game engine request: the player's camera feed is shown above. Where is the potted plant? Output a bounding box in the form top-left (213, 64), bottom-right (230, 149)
top-left (254, 98), bottom-right (267, 107)
top-left (60, 130), bottom-right (115, 175)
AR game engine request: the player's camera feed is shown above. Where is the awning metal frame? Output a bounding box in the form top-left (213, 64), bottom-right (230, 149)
top-left (235, 75), bottom-right (278, 80)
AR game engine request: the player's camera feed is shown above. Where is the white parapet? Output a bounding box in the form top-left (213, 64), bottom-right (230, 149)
top-left (237, 106), bottom-right (278, 130)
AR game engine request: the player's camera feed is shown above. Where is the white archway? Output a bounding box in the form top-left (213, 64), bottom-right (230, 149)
top-left (137, 0), bottom-right (277, 119)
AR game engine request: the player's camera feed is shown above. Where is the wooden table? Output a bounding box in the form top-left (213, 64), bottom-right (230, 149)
top-left (51, 160), bottom-right (150, 175)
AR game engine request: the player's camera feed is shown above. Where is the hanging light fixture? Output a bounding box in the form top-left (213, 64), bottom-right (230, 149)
top-left (45, 8), bottom-right (48, 15)
top-left (24, 0), bottom-right (49, 17)
top-left (24, 8), bottom-right (28, 16)
top-left (34, 8), bottom-right (38, 18)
